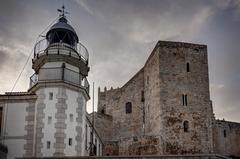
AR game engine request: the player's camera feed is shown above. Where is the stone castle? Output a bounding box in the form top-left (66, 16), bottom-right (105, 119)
top-left (94, 41), bottom-right (240, 157)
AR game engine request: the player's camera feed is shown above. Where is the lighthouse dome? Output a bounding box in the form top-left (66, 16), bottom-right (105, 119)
top-left (46, 16), bottom-right (79, 46)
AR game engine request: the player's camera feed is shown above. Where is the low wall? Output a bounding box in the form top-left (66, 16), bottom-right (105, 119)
top-left (17, 154), bottom-right (230, 159)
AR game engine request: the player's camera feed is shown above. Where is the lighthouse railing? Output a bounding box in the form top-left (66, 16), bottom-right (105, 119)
top-left (29, 67), bottom-right (89, 93)
top-left (34, 38), bottom-right (89, 64)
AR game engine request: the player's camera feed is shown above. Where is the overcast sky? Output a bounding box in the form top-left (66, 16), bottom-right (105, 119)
top-left (0, 0), bottom-right (239, 122)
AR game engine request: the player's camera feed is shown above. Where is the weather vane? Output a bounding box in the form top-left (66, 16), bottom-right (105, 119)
top-left (57, 5), bottom-right (69, 17)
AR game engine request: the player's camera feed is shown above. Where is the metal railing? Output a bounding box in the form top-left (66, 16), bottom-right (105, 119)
top-left (34, 38), bottom-right (89, 64)
top-left (30, 67), bottom-right (89, 93)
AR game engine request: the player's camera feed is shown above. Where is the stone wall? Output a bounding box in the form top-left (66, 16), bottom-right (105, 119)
top-left (118, 135), bottom-right (162, 156)
top-left (156, 41), bottom-right (214, 154)
top-left (97, 41), bottom-right (218, 155)
top-left (90, 112), bottom-right (113, 141)
top-left (98, 69), bottom-right (144, 140)
top-left (213, 120), bottom-right (240, 157)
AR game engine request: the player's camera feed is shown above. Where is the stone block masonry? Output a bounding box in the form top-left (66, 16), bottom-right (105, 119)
top-left (54, 87), bottom-right (68, 156)
top-left (95, 41), bottom-right (239, 157)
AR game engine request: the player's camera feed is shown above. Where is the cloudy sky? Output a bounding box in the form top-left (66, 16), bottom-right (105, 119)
top-left (0, 0), bottom-right (239, 122)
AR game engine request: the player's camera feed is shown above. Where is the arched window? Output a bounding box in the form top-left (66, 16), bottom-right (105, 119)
top-left (183, 121), bottom-right (189, 132)
top-left (125, 102), bottom-right (132, 114)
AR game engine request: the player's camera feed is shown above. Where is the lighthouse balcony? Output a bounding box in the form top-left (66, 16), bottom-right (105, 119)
top-left (32, 39), bottom-right (90, 76)
top-left (29, 67), bottom-right (89, 93)
top-left (34, 38), bottom-right (89, 63)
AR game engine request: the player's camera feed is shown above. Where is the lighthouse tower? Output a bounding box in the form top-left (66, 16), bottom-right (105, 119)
top-left (29, 7), bottom-right (90, 156)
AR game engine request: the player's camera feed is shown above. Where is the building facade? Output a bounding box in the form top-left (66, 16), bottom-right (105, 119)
top-left (0, 9), bottom-right (102, 159)
top-left (96, 41), bottom-right (240, 157)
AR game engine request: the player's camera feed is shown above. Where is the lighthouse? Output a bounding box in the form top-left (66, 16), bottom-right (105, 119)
top-left (0, 6), bottom-right (102, 159)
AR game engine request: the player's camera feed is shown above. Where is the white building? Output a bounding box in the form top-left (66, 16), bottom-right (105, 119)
top-left (0, 7), bottom-right (102, 159)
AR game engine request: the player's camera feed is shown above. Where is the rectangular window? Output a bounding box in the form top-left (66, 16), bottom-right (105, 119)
top-left (98, 144), bottom-right (101, 155)
top-left (95, 138), bottom-right (98, 155)
top-left (49, 92), bottom-right (53, 100)
top-left (125, 102), bottom-right (132, 114)
top-left (182, 94), bottom-right (185, 106)
top-left (141, 91), bottom-right (145, 102)
top-left (187, 63), bottom-right (190, 72)
top-left (47, 141), bottom-right (51, 149)
top-left (0, 107), bottom-right (3, 133)
top-left (85, 124), bottom-right (88, 149)
top-left (70, 114), bottom-right (74, 122)
top-left (182, 94), bottom-right (188, 106)
top-left (48, 116), bottom-right (52, 124)
top-left (69, 138), bottom-right (72, 146)
top-left (185, 95), bottom-right (188, 106)
top-left (223, 130), bottom-right (227, 138)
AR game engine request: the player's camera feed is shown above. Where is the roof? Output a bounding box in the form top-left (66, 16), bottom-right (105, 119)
top-left (49, 21), bottom-right (77, 34)
top-left (3, 92), bottom-right (35, 96)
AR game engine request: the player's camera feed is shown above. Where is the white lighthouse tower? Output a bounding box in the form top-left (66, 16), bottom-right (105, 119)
top-left (0, 6), bottom-right (102, 159)
top-left (29, 7), bottom-right (90, 156)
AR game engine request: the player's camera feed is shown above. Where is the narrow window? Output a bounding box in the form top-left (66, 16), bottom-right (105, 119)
top-left (147, 76), bottom-right (149, 84)
top-left (141, 91), bottom-right (145, 102)
top-left (182, 94), bottom-right (188, 106)
top-left (49, 92), bottom-right (53, 100)
top-left (47, 141), bottom-right (51, 149)
top-left (187, 62), bottom-right (190, 72)
top-left (183, 121), bottom-right (189, 132)
top-left (185, 95), bottom-right (188, 106)
top-left (182, 94), bottom-right (185, 106)
top-left (125, 102), bottom-right (132, 114)
top-left (223, 129), bottom-right (227, 138)
top-left (70, 114), bottom-right (74, 122)
top-left (98, 144), bottom-right (101, 155)
top-left (69, 138), bottom-right (72, 146)
top-left (85, 125), bottom-right (88, 149)
top-left (48, 116), bottom-right (52, 124)
top-left (0, 107), bottom-right (3, 133)
top-left (93, 138), bottom-right (97, 155)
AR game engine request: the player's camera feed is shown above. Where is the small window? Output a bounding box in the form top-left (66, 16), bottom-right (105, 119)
top-left (69, 138), bottom-right (72, 146)
top-left (141, 91), bottom-right (145, 102)
top-left (49, 92), bottom-right (53, 100)
top-left (101, 108), bottom-right (105, 114)
top-left (147, 76), bottom-right (149, 84)
top-left (0, 107), bottom-right (3, 133)
top-left (47, 141), bottom-right (51, 149)
top-left (95, 138), bottom-right (98, 155)
top-left (48, 116), bottom-right (52, 124)
top-left (187, 63), bottom-right (190, 72)
top-left (70, 114), bottom-right (74, 122)
top-left (185, 95), bottom-right (188, 106)
top-left (182, 94), bottom-right (185, 106)
top-left (182, 94), bottom-right (188, 106)
top-left (85, 125), bottom-right (88, 149)
top-left (98, 144), bottom-right (101, 155)
top-left (125, 102), bottom-right (132, 114)
top-left (183, 121), bottom-right (189, 132)
top-left (223, 129), bottom-right (227, 138)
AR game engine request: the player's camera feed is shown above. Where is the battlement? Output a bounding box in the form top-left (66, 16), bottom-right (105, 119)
top-left (157, 40), bottom-right (207, 49)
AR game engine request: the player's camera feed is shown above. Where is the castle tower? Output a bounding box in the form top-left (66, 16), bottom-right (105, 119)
top-left (144, 41), bottom-right (214, 154)
top-left (28, 7), bottom-right (90, 156)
